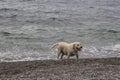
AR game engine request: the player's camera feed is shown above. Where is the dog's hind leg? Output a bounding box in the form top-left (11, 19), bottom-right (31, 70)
top-left (57, 49), bottom-right (61, 59)
top-left (60, 53), bottom-right (64, 59)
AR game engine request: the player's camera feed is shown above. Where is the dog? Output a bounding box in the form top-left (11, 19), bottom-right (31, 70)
top-left (51, 42), bottom-right (82, 59)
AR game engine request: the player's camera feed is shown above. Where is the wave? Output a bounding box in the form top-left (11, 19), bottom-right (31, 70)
top-left (84, 28), bottom-right (120, 41)
top-left (19, 0), bottom-right (35, 2)
top-left (0, 31), bottom-right (11, 36)
top-left (88, 28), bottom-right (120, 33)
top-left (0, 8), bottom-right (19, 19)
top-left (0, 8), bottom-right (19, 12)
top-left (97, 29), bottom-right (120, 34)
top-left (44, 11), bottom-right (62, 14)
top-left (0, 31), bottom-right (33, 40)
top-left (107, 30), bottom-right (120, 33)
top-left (0, 0), bottom-right (6, 2)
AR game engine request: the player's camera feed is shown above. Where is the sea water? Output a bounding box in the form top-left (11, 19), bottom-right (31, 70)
top-left (0, 0), bottom-right (120, 62)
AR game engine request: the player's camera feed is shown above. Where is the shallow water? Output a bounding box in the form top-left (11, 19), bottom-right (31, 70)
top-left (0, 0), bottom-right (120, 62)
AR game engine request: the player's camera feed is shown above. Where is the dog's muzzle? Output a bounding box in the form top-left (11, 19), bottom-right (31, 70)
top-left (77, 46), bottom-right (83, 51)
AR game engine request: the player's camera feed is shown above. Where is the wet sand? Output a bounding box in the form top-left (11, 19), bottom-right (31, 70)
top-left (0, 57), bottom-right (120, 80)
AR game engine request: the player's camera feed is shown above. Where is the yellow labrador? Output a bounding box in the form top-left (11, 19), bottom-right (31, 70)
top-left (51, 42), bottom-right (82, 59)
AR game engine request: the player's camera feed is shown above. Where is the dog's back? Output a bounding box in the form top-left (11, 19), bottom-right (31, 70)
top-left (51, 42), bottom-right (68, 48)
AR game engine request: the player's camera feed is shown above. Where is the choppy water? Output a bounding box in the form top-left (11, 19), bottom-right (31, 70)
top-left (0, 0), bottom-right (120, 62)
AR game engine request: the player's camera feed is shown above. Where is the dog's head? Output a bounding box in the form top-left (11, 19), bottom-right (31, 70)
top-left (73, 42), bottom-right (82, 51)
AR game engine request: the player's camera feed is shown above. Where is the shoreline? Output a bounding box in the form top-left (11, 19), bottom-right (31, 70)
top-left (0, 57), bottom-right (120, 80)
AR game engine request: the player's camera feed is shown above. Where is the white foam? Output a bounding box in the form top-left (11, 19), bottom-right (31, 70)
top-left (81, 44), bottom-right (120, 58)
top-left (102, 44), bottom-right (120, 52)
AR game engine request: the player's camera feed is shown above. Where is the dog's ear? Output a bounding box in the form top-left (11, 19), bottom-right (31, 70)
top-left (73, 44), bottom-right (76, 50)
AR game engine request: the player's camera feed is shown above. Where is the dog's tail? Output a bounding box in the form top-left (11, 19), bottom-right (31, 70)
top-left (51, 43), bottom-right (58, 48)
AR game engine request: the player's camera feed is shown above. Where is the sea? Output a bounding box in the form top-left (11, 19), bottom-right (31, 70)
top-left (0, 0), bottom-right (120, 62)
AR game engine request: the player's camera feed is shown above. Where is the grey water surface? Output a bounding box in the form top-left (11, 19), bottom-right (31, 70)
top-left (0, 0), bottom-right (120, 62)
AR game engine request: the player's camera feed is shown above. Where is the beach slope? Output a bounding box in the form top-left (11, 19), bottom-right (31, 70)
top-left (0, 58), bottom-right (120, 80)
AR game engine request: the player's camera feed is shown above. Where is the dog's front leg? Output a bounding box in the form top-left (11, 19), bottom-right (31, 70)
top-left (67, 53), bottom-right (70, 59)
top-left (76, 53), bottom-right (79, 60)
